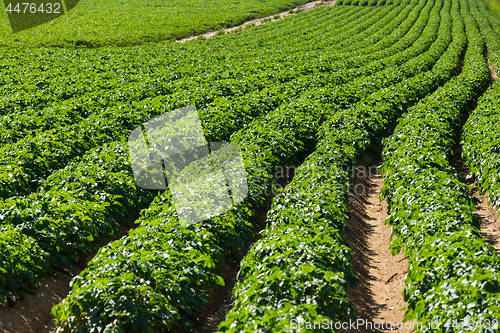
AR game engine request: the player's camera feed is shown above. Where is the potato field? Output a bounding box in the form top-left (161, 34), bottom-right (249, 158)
top-left (0, 0), bottom-right (499, 332)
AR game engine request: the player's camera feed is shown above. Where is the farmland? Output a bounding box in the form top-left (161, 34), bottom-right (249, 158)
top-left (0, 0), bottom-right (499, 332)
top-left (0, 0), bottom-right (313, 47)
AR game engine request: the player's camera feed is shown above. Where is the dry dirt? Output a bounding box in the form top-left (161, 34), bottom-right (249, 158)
top-left (189, 260), bottom-right (240, 333)
top-left (177, 0), bottom-right (336, 43)
top-left (487, 55), bottom-right (499, 83)
top-left (0, 272), bottom-right (73, 333)
top-left (488, 62), bottom-right (499, 83)
top-left (0, 222), bottom-right (136, 333)
top-left (344, 148), bottom-right (415, 332)
top-left (451, 140), bottom-right (500, 253)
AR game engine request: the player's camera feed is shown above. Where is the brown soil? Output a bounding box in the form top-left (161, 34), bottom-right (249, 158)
top-left (488, 61), bottom-right (498, 83)
top-left (486, 49), bottom-right (499, 83)
top-left (344, 148), bottom-right (414, 332)
top-left (177, 0), bottom-right (336, 43)
top-left (0, 272), bottom-right (73, 333)
top-left (189, 174), bottom-right (293, 332)
top-left (189, 260), bottom-right (240, 333)
top-left (451, 141), bottom-right (500, 252)
top-left (0, 222), bottom-right (136, 333)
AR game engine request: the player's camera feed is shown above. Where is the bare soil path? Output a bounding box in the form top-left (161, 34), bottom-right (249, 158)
top-left (344, 148), bottom-right (414, 332)
top-left (0, 273), bottom-right (73, 333)
top-left (177, 0), bottom-right (336, 43)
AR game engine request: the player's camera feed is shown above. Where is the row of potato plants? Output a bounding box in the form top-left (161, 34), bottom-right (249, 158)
top-left (50, 77), bottom-right (343, 333)
top-left (340, 0), bottom-right (399, 6)
top-left (462, 0), bottom-right (500, 216)
top-left (51, 0), bottom-right (465, 329)
top-left (0, 0), bottom-right (416, 145)
top-left (219, 0), bottom-right (470, 329)
top-left (0, 1), bottom-right (412, 200)
top-left (0, 0), bottom-right (432, 304)
top-left (380, 0), bottom-right (500, 330)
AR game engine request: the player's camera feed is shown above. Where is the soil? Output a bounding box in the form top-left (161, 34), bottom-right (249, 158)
top-left (0, 272), bottom-right (73, 333)
top-left (451, 140), bottom-right (500, 252)
top-left (344, 147), bottom-right (415, 332)
top-left (488, 61), bottom-right (499, 83)
top-left (0, 222), bottom-right (136, 333)
top-left (177, 0), bottom-right (337, 43)
top-left (189, 260), bottom-right (241, 333)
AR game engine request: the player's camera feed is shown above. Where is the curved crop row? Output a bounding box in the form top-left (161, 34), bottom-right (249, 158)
top-left (0, 0), bottom-right (434, 304)
top-left (0, 6), bottom-right (350, 115)
top-left (380, 0), bottom-right (500, 329)
top-left (0, 6), bottom-right (368, 144)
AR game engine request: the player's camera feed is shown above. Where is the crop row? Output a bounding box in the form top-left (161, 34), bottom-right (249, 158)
top-left (0, 6), bottom-right (339, 113)
top-left (462, 0), bottom-right (500, 215)
top-left (52, 0), bottom-right (468, 330)
top-left (380, 0), bottom-right (500, 329)
top-left (0, 1), bottom-right (413, 200)
top-left (220, 0), bottom-right (471, 329)
top-left (0, 7), bottom-right (358, 142)
top-left (0, 0), bottom-right (435, 304)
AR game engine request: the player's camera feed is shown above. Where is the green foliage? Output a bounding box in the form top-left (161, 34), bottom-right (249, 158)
top-left (221, 0), bottom-right (473, 330)
top-left (483, 0), bottom-right (500, 18)
top-left (463, 0), bottom-right (500, 213)
top-left (1, 0), bottom-right (414, 306)
top-left (0, 0), bottom-right (499, 331)
top-left (49, 0), bottom-right (475, 329)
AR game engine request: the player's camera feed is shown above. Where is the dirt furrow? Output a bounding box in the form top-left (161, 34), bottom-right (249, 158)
top-left (177, 0), bottom-right (336, 43)
top-left (0, 222), bottom-right (137, 333)
top-left (344, 148), bottom-right (413, 332)
top-left (451, 140), bottom-right (500, 252)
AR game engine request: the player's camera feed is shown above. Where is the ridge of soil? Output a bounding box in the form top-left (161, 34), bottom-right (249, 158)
top-left (343, 146), bottom-right (414, 332)
top-left (486, 49), bottom-right (499, 83)
top-left (177, 0), bottom-right (336, 43)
